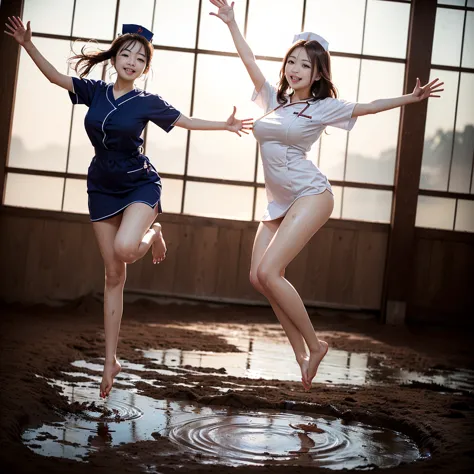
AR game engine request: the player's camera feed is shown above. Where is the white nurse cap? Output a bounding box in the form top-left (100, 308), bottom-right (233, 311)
top-left (293, 32), bottom-right (329, 51)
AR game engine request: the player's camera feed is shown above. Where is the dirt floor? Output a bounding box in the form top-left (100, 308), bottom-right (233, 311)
top-left (1, 295), bottom-right (473, 474)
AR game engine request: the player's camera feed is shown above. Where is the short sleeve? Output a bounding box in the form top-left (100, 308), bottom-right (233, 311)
top-left (148, 94), bottom-right (181, 133)
top-left (320, 98), bottom-right (357, 131)
top-left (251, 80), bottom-right (278, 113)
top-left (68, 77), bottom-right (104, 107)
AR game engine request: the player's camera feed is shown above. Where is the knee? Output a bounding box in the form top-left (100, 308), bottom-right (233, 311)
top-left (114, 240), bottom-right (138, 264)
top-left (249, 271), bottom-right (264, 294)
top-left (256, 263), bottom-right (279, 291)
top-left (105, 264), bottom-right (126, 288)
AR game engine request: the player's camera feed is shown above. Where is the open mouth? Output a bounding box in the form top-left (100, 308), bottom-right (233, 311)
top-left (289, 75), bottom-right (302, 84)
top-left (124, 68), bottom-right (136, 75)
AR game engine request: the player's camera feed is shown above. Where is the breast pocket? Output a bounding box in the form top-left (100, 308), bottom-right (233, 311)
top-left (287, 116), bottom-right (315, 146)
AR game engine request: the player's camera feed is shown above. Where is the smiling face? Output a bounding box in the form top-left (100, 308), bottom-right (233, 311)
top-left (112, 40), bottom-right (148, 82)
top-left (277, 40), bottom-right (337, 104)
top-left (284, 46), bottom-right (320, 94)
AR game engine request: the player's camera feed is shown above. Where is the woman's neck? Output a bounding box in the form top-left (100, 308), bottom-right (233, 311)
top-left (113, 77), bottom-right (135, 92)
top-left (290, 88), bottom-right (312, 103)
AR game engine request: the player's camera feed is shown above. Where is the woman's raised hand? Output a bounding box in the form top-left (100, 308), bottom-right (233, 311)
top-left (209, 0), bottom-right (235, 24)
top-left (225, 106), bottom-right (253, 137)
top-left (412, 77), bottom-right (444, 102)
top-left (4, 16), bottom-right (32, 46)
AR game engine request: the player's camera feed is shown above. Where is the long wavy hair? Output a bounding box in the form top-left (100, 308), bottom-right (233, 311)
top-left (70, 34), bottom-right (154, 78)
top-left (277, 40), bottom-right (338, 104)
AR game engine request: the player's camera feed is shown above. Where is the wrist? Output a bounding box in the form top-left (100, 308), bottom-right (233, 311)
top-left (228, 19), bottom-right (238, 30)
top-left (23, 40), bottom-right (34, 50)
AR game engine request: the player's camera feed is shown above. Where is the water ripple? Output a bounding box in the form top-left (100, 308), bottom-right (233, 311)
top-left (168, 413), bottom-right (420, 468)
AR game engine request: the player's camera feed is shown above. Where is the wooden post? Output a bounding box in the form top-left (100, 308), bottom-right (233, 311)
top-left (383, 0), bottom-right (437, 324)
top-left (0, 0), bottom-right (24, 204)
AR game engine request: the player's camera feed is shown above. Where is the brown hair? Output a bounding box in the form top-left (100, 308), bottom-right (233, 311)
top-left (277, 40), bottom-right (338, 104)
top-left (70, 34), bottom-right (154, 78)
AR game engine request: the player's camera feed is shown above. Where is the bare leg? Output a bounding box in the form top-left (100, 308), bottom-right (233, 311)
top-left (114, 203), bottom-right (165, 264)
top-left (256, 192), bottom-right (334, 387)
top-left (250, 220), bottom-right (311, 390)
top-left (93, 203), bottom-right (168, 398)
top-left (92, 215), bottom-right (126, 398)
top-left (288, 432), bottom-right (316, 456)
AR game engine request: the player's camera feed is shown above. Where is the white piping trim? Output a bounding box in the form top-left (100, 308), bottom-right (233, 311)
top-left (90, 199), bottom-right (160, 222)
top-left (106, 84), bottom-right (115, 108)
top-left (126, 167), bottom-right (144, 174)
top-left (168, 112), bottom-right (182, 129)
top-left (101, 86), bottom-right (141, 150)
top-left (101, 108), bottom-right (116, 150)
top-left (118, 93), bottom-right (141, 106)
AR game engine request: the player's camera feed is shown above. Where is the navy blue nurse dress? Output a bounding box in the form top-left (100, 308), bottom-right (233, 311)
top-left (69, 77), bottom-right (181, 222)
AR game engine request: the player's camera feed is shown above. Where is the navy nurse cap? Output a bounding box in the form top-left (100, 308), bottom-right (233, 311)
top-left (122, 24), bottom-right (153, 42)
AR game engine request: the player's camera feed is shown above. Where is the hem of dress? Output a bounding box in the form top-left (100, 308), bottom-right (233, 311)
top-left (261, 187), bottom-right (333, 222)
top-left (90, 199), bottom-right (160, 222)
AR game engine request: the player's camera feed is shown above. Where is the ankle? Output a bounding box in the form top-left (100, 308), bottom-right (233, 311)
top-left (308, 341), bottom-right (324, 353)
top-left (296, 353), bottom-right (308, 364)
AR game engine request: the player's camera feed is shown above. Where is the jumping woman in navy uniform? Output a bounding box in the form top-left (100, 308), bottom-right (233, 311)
top-left (5, 17), bottom-right (252, 398)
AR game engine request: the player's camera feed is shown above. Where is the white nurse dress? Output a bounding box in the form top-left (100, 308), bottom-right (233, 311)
top-left (252, 80), bottom-right (357, 221)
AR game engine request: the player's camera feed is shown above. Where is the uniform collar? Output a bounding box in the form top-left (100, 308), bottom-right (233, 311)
top-left (107, 83), bottom-right (141, 106)
top-left (284, 94), bottom-right (316, 107)
top-left (284, 99), bottom-right (314, 107)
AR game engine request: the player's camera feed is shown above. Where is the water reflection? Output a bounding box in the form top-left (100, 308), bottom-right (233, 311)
top-left (140, 324), bottom-right (474, 391)
top-left (23, 379), bottom-right (421, 468)
top-left (168, 412), bottom-right (420, 468)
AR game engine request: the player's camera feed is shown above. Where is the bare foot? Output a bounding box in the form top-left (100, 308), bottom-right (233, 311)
top-left (289, 422), bottom-right (324, 434)
top-left (297, 356), bottom-right (311, 391)
top-left (151, 223), bottom-right (166, 264)
top-left (307, 341), bottom-right (329, 388)
top-left (100, 359), bottom-right (121, 399)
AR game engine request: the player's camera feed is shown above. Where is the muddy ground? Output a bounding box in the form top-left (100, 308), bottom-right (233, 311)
top-left (1, 295), bottom-right (473, 473)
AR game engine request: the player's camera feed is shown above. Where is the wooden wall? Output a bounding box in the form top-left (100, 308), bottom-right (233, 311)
top-left (1, 209), bottom-right (473, 324)
top-left (0, 210), bottom-right (388, 310)
top-left (408, 229), bottom-right (474, 325)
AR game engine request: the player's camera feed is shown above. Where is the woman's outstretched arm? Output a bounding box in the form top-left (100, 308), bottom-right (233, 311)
top-left (175, 106), bottom-right (253, 137)
top-left (209, 0), bottom-right (265, 92)
top-left (352, 78), bottom-right (444, 117)
top-left (4, 16), bottom-right (73, 91)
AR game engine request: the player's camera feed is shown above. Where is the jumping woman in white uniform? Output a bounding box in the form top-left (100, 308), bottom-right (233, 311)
top-left (209, 0), bottom-right (443, 390)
